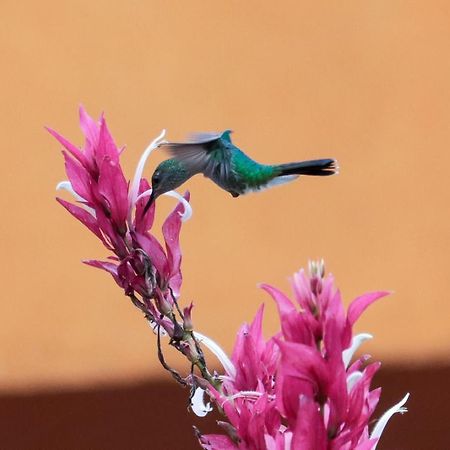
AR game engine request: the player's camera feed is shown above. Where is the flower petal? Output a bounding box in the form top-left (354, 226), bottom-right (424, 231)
top-left (63, 151), bottom-right (92, 202)
top-left (191, 387), bottom-right (213, 417)
top-left (129, 129), bottom-right (166, 210)
top-left (56, 181), bottom-right (96, 216)
top-left (134, 180), bottom-right (155, 233)
top-left (346, 371), bottom-right (363, 393)
top-left (98, 156), bottom-right (129, 228)
top-left (133, 231), bottom-right (168, 278)
top-left (56, 198), bottom-right (105, 243)
top-left (79, 105), bottom-right (99, 147)
top-left (260, 283), bottom-right (296, 316)
top-left (370, 393), bottom-right (409, 447)
top-left (355, 439), bottom-right (378, 450)
top-left (193, 331), bottom-right (236, 378)
top-left (348, 292), bottom-right (390, 326)
top-left (46, 126), bottom-right (87, 167)
top-left (342, 333), bottom-right (373, 368)
top-left (291, 396), bottom-right (327, 450)
top-left (197, 433), bottom-right (237, 450)
top-left (83, 260), bottom-right (121, 286)
top-left (95, 116), bottom-right (120, 166)
top-left (163, 190), bottom-right (192, 222)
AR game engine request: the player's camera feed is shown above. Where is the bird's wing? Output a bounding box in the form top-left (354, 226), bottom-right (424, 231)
top-left (160, 131), bottom-right (233, 178)
top-left (185, 131), bottom-right (223, 143)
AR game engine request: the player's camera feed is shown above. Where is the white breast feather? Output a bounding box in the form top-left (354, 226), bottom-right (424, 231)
top-left (243, 175), bottom-right (299, 194)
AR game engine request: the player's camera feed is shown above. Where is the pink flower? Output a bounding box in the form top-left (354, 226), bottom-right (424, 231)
top-left (50, 107), bottom-right (191, 333)
top-left (196, 261), bottom-right (409, 450)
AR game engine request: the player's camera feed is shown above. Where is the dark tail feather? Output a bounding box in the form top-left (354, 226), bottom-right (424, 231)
top-left (278, 159), bottom-right (338, 177)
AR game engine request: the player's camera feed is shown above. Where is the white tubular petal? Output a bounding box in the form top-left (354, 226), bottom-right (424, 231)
top-left (56, 181), bottom-right (96, 217)
top-left (193, 331), bottom-right (236, 378)
top-left (228, 391), bottom-right (263, 401)
top-left (346, 371), bottom-right (363, 393)
top-left (128, 129), bottom-right (166, 223)
top-left (342, 333), bottom-right (373, 368)
top-left (135, 188), bottom-right (153, 203)
top-left (56, 181), bottom-right (84, 201)
top-left (148, 320), bottom-right (168, 337)
top-left (191, 387), bottom-right (213, 417)
top-left (163, 190), bottom-right (193, 222)
top-left (370, 393), bottom-right (410, 447)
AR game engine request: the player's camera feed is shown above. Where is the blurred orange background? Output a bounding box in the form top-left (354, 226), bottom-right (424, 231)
top-left (0, 1), bottom-right (449, 448)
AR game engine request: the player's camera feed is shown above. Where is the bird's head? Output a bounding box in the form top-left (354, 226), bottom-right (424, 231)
top-left (149, 159), bottom-right (189, 204)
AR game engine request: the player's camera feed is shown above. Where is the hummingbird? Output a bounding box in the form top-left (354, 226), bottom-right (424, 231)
top-left (144, 130), bottom-right (337, 212)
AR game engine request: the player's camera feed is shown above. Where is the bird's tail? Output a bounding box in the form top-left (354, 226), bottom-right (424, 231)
top-left (278, 159), bottom-right (338, 177)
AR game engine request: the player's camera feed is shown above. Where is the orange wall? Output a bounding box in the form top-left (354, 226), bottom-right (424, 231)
top-left (0, 0), bottom-right (449, 390)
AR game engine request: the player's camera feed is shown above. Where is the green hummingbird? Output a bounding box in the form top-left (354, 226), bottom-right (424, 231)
top-left (144, 130), bottom-right (337, 211)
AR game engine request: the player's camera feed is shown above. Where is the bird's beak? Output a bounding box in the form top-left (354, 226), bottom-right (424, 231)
top-left (143, 190), bottom-right (156, 215)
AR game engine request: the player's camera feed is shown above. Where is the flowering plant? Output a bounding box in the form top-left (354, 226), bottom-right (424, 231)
top-left (51, 108), bottom-right (408, 449)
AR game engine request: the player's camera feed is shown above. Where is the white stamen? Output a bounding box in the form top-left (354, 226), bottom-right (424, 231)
top-left (162, 190), bottom-right (193, 222)
top-left (228, 391), bottom-right (264, 401)
top-left (193, 331), bottom-right (236, 378)
top-left (56, 181), bottom-right (84, 201)
top-left (370, 393), bottom-right (409, 447)
top-left (308, 259), bottom-right (325, 278)
top-left (56, 180), bottom-right (96, 217)
top-left (191, 387), bottom-right (213, 417)
top-left (128, 129), bottom-right (166, 225)
top-left (243, 175), bottom-right (298, 195)
top-left (134, 189), bottom-right (192, 222)
top-left (342, 333), bottom-right (373, 368)
top-left (346, 371), bottom-right (363, 393)
top-left (135, 188), bottom-right (153, 203)
top-left (148, 320), bottom-right (168, 336)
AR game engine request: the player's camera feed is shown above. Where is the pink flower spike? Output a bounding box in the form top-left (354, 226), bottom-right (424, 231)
top-left (52, 108), bottom-right (193, 311)
top-left (199, 263), bottom-right (407, 449)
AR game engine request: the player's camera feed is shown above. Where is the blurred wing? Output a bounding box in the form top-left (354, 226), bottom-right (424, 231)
top-left (160, 131), bottom-right (233, 178)
top-left (186, 131), bottom-right (223, 143)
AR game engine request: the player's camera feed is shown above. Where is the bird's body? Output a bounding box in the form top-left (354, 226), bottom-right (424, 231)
top-left (146, 130), bottom-right (337, 208)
